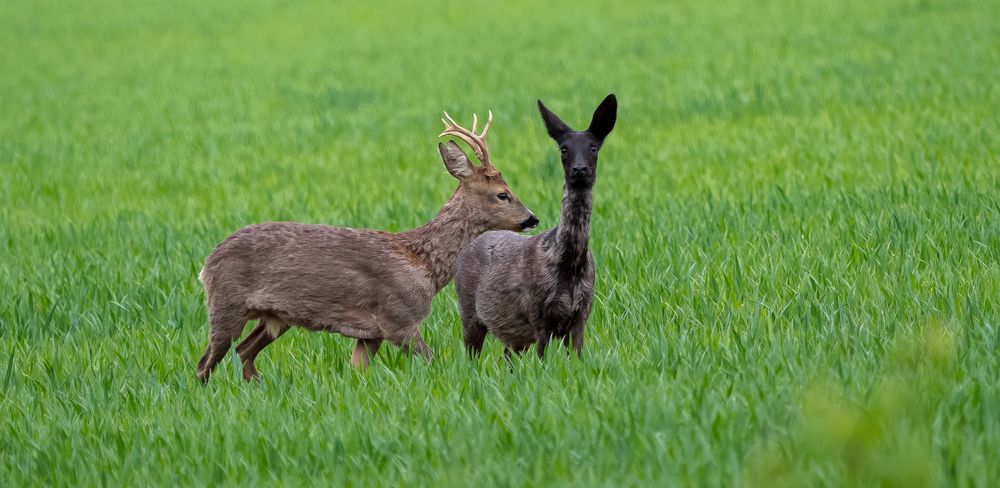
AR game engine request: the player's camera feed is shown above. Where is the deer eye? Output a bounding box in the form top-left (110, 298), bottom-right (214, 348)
top-left (496, 192), bottom-right (510, 201)
top-left (590, 145), bottom-right (598, 154)
top-left (560, 147), bottom-right (568, 156)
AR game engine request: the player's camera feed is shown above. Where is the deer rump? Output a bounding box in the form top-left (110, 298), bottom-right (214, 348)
top-left (455, 229), bottom-right (594, 352)
top-left (201, 222), bottom-right (433, 340)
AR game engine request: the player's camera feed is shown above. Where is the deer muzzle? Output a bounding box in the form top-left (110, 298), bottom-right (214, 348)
top-left (520, 215), bottom-right (539, 230)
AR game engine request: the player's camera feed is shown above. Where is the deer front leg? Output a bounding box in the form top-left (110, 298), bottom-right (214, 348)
top-left (404, 332), bottom-right (434, 362)
top-left (461, 313), bottom-right (488, 357)
top-left (351, 338), bottom-right (384, 370)
top-left (387, 328), bottom-right (434, 362)
top-left (503, 343), bottom-right (531, 370)
top-left (536, 333), bottom-right (552, 359)
top-left (562, 321), bottom-right (585, 357)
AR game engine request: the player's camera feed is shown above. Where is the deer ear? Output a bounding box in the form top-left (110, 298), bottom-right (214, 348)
top-left (537, 100), bottom-right (572, 141)
top-left (438, 141), bottom-right (474, 180)
top-left (587, 94), bottom-right (617, 142)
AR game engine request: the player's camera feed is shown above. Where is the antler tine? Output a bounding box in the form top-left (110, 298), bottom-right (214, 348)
top-left (480, 110), bottom-right (493, 140)
top-left (441, 111), bottom-right (459, 132)
top-left (438, 110), bottom-right (493, 167)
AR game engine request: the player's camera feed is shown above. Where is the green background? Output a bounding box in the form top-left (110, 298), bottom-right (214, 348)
top-left (2, 0), bottom-right (998, 485)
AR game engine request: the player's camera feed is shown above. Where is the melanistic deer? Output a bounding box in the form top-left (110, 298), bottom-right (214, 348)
top-left (455, 94), bottom-right (617, 359)
top-left (196, 111), bottom-right (538, 382)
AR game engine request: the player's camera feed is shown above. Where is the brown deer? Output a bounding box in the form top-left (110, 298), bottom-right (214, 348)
top-left (196, 111), bottom-right (538, 383)
top-left (455, 95), bottom-right (617, 360)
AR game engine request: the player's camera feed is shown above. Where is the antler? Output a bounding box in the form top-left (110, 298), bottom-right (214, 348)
top-left (439, 110), bottom-right (493, 167)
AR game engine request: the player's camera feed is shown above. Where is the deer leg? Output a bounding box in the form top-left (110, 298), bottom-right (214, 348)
top-left (503, 347), bottom-right (515, 370)
top-left (561, 321), bottom-right (586, 358)
top-left (235, 323), bottom-right (268, 357)
top-left (237, 319), bottom-right (289, 381)
top-left (502, 343), bottom-right (531, 370)
top-left (462, 317), bottom-right (488, 357)
top-left (536, 333), bottom-right (553, 360)
top-left (391, 330), bottom-right (434, 362)
top-left (351, 338), bottom-right (384, 369)
top-left (505, 343), bottom-right (531, 358)
top-left (196, 312), bottom-right (248, 383)
top-left (409, 333), bottom-right (434, 362)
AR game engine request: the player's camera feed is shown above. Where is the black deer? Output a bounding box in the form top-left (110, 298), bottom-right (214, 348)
top-left (454, 94), bottom-right (617, 359)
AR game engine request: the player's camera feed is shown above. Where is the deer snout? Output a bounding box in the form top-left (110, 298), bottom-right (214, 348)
top-left (520, 215), bottom-right (539, 230)
top-left (570, 163), bottom-right (589, 177)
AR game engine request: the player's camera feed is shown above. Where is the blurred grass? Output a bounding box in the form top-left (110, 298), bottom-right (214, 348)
top-left (1, 0), bottom-right (999, 485)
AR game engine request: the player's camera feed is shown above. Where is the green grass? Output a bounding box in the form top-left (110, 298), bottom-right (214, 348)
top-left (2, 0), bottom-right (999, 485)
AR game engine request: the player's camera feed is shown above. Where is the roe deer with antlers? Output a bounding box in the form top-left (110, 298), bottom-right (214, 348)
top-left (196, 111), bottom-right (537, 383)
top-left (455, 95), bottom-right (617, 360)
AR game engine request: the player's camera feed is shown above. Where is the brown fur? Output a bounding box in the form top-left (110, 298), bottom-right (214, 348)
top-left (196, 139), bottom-right (536, 383)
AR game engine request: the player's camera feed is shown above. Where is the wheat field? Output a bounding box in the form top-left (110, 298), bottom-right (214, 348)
top-left (2, 0), bottom-right (999, 485)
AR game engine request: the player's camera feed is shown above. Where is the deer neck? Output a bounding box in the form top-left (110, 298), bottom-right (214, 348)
top-left (397, 188), bottom-right (481, 292)
top-left (551, 184), bottom-right (593, 275)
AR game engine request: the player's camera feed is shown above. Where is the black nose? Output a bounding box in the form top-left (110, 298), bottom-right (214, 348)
top-left (571, 164), bottom-right (588, 177)
top-left (521, 215), bottom-right (539, 229)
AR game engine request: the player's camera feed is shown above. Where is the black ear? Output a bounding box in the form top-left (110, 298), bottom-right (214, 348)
top-left (587, 94), bottom-right (617, 142)
top-left (537, 100), bottom-right (572, 141)
top-left (438, 142), bottom-right (474, 180)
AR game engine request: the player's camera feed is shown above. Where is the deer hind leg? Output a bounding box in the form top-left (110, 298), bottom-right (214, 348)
top-left (237, 317), bottom-right (289, 381)
top-left (351, 338), bottom-right (384, 370)
top-left (235, 323), bottom-right (268, 357)
top-left (196, 308), bottom-right (249, 384)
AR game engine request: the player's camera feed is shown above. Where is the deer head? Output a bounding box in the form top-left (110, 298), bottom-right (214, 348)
top-left (537, 94), bottom-right (617, 189)
top-left (438, 111), bottom-right (538, 231)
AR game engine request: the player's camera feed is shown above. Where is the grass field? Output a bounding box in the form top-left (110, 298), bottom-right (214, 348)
top-left (2, 0), bottom-right (999, 485)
